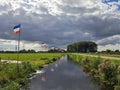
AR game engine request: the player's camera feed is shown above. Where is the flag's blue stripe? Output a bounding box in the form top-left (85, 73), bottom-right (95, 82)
top-left (14, 24), bottom-right (21, 29)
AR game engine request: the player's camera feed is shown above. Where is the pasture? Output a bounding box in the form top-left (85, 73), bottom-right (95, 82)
top-left (0, 53), bottom-right (62, 89)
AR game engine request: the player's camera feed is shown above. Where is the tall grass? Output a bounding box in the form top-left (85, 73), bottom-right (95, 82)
top-left (68, 53), bottom-right (120, 90)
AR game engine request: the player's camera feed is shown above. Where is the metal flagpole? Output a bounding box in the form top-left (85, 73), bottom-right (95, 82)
top-left (16, 24), bottom-right (21, 72)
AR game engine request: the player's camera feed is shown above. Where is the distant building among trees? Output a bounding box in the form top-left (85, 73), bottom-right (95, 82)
top-left (67, 41), bottom-right (97, 53)
top-left (48, 47), bottom-right (66, 53)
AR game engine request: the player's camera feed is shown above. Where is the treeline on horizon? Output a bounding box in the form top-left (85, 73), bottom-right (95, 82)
top-left (67, 41), bottom-right (97, 53)
top-left (0, 41), bottom-right (119, 54)
top-left (0, 48), bottom-right (66, 53)
top-left (100, 49), bottom-right (120, 54)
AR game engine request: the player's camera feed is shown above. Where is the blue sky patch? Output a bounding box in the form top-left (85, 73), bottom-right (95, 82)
top-left (102, 0), bottom-right (120, 10)
top-left (102, 0), bottom-right (118, 3)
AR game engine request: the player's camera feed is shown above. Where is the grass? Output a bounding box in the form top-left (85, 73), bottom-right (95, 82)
top-left (0, 53), bottom-right (62, 69)
top-left (68, 53), bottom-right (120, 90)
top-left (0, 53), bottom-right (61, 61)
top-left (0, 53), bottom-right (62, 90)
top-left (71, 53), bottom-right (120, 64)
top-left (89, 53), bottom-right (120, 58)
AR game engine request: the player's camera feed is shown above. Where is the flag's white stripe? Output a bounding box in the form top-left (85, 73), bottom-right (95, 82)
top-left (14, 28), bottom-right (20, 32)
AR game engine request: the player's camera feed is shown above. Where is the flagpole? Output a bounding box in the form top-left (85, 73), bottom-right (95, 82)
top-left (17, 25), bottom-right (21, 72)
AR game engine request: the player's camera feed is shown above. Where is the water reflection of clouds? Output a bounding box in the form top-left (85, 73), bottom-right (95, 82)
top-left (62, 69), bottom-right (86, 78)
top-left (50, 68), bottom-right (55, 72)
top-left (55, 63), bottom-right (58, 67)
top-left (29, 56), bottom-right (98, 90)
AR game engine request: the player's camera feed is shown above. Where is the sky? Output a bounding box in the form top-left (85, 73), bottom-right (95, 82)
top-left (0, 0), bottom-right (120, 51)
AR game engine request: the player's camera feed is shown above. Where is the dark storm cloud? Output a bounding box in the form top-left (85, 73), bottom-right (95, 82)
top-left (0, 0), bottom-right (120, 48)
top-left (98, 38), bottom-right (120, 45)
top-left (78, 16), bottom-right (120, 39)
top-left (60, 5), bottom-right (98, 14)
top-left (97, 35), bottom-right (120, 45)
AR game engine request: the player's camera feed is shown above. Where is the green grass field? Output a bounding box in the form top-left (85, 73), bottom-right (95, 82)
top-left (71, 53), bottom-right (120, 63)
top-left (0, 53), bottom-right (62, 90)
top-left (0, 53), bottom-right (62, 68)
top-left (89, 53), bottom-right (120, 58)
top-left (0, 53), bottom-right (62, 61)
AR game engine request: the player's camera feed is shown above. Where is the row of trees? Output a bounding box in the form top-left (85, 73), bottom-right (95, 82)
top-left (0, 49), bottom-right (36, 53)
top-left (67, 41), bottom-right (97, 53)
top-left (100, 49), bottom-right (120, 54)
top-left (0, 48), bottom-right (66, 53)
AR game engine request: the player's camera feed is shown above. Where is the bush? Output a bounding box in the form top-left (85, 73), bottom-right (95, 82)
top-left (98, 60), bottom-right (118, 87)
top-left (114, 85), bottom-right (120, 90)
top-left (0, 81), bottom-right (20, 90)
top-left (92, 57), bottom-right (102, 69)
top-left (82, 57), bottom-right (91, 73)
top-left (16, 77), bottom-right (28, 86)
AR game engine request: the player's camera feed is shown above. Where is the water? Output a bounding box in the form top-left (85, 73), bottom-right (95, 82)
top-left (27, 56), bottom-right (98, 90)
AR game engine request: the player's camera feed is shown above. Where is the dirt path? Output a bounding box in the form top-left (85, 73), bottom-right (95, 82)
top-left (81, 54), bottom-right (120, 60)
top-left (0, 60), bottom-right (21, 63)
top-left (75, 53), bottom-right (120, 60)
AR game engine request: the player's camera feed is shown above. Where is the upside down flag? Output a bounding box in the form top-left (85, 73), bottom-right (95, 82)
top-left (41, 43), bottom-right (47, 47)
top-left (13, 24), bottom-right (21, 34)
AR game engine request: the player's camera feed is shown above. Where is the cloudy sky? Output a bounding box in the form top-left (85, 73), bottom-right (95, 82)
top-left (0, 0), bottom-right (120, 51)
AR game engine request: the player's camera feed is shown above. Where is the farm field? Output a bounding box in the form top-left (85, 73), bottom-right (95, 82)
top-left (0, 53), bottom-right (62, 68)
top-left (0, 53), bottom-right (62, 90)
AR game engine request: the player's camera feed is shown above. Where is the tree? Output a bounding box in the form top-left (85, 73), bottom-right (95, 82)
top-left (19, 49), bottom-right (27, 53)
top-left (115, 49), bottom-right (119, 53)
top-left (106, 49), bottom-right (112, 53)
top-left (67, 41), bottom-right (97, 53)
top-left (27, 49), bottom-right (36, 53)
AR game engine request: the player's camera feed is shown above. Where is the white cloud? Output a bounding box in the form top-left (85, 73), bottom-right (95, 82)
top-left (97, 35), bottom-right (120, 45)
top-left (98, 44), bottom-right (120, 51)
top-left (0, 39), bottom-right (46, 51)
top-left (84, 32), bottom-right (90, 35)
top-left (0, 0), bottom-right (120, 51)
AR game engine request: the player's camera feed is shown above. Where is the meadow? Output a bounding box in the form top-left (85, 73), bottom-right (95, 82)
top-left (0, 53), bottom-right (62, 90)
top-left (68, 53), bottom-right (120, 90)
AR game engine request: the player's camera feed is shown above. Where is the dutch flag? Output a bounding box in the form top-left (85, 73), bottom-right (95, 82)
top-left (13, 24), bottom-right (21, 34)
top-left (41, 43), bottom-right (47, 47)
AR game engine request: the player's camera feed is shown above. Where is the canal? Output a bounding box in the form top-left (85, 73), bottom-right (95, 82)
top-left (28, 56), bottom-right (98, 90)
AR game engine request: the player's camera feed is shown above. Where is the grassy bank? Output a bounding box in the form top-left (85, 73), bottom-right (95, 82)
top-left (0, 53), bottom-right (62, 90)
top-left (85, 53), bottom-right (120, 58)
top-left (68, 53), bottom-right (120, 90)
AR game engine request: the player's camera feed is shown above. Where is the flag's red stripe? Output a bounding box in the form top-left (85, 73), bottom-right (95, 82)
top-left (13, 30), bottom-right (20, 34)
